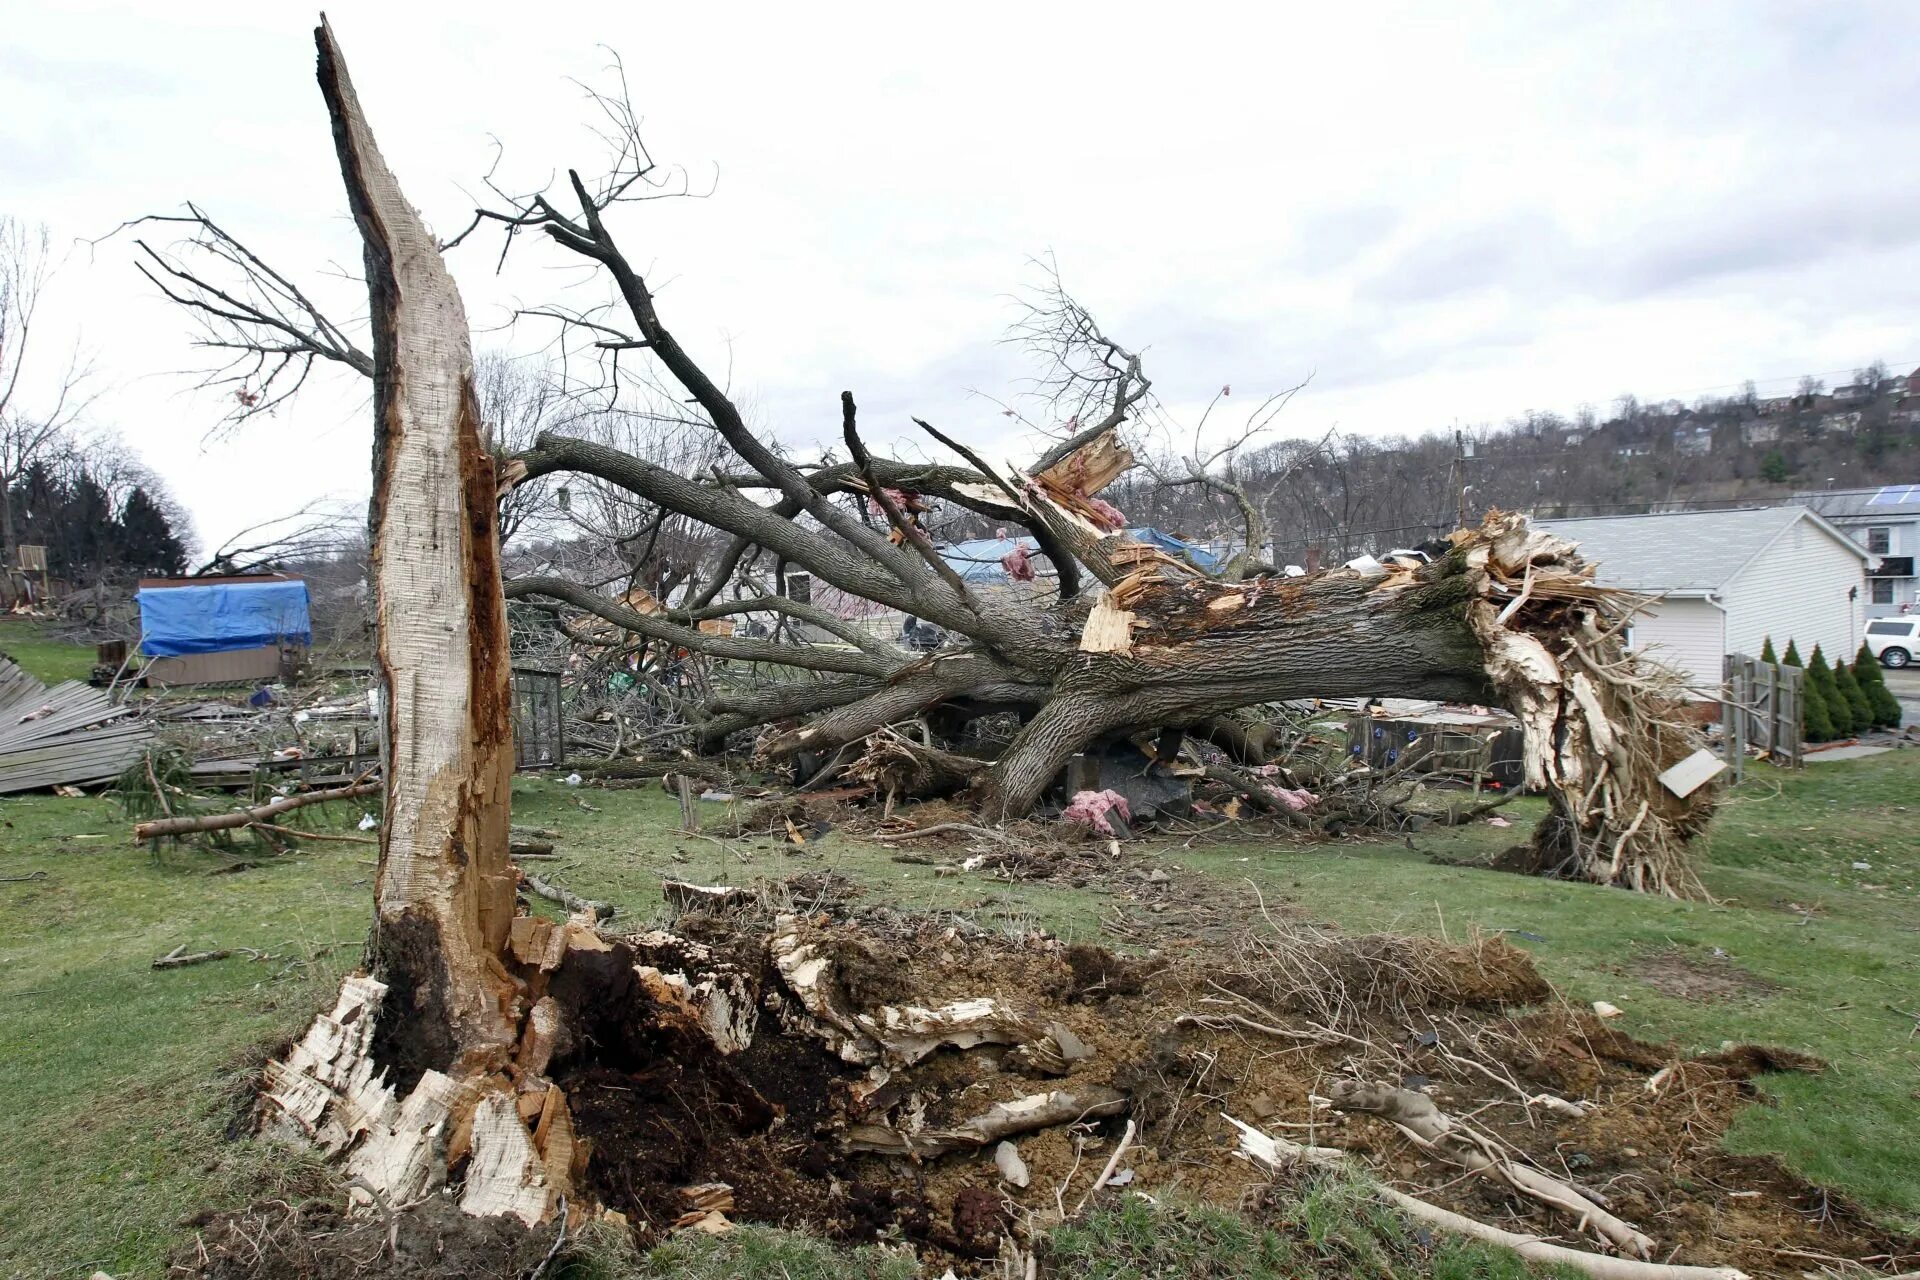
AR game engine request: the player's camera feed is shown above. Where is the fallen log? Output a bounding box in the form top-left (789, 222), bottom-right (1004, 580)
top-left (1225, 1116), bottom-right (1749, 1280)
top-left (132, 781), bottom-right (380, 841)
top-left (152, 944), bottom-right (235, 969)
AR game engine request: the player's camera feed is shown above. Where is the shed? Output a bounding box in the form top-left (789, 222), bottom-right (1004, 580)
top-left (1535, 507), bottom-right (1867, 695)
top-left (136, 574), bottom-right (313, 686)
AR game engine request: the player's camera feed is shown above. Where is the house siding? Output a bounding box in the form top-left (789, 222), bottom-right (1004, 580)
top-left (1722, 518), bottom-right (1867, 663)
top-left (1825, 513), bottom-right (1919, 618)
top-left (1629, 599), bottom-right (1725, 691)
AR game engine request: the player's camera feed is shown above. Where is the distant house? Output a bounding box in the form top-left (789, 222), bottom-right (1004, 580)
top-left (1673, 424), bottom-right (1714, 456)
top-left (1756, 395), bottom-right (1796, 416)
top-left (1739, 419), bottom-right (1780, 446)
top-left (1800, 484), bottom-right (1920, 617)
top-left (1831, 383), bottom-right (1874, 406)
top-left (1906, 366), bottom-right (1920, 398)
top-left (1535, 508), bottom-right (1867, 695)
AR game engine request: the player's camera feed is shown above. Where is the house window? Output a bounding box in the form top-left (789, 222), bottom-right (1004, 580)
top-left (1867, 526), bottom-right (1892, 554)
top-left (784, 571), bottom-right (813, 604)
top-left (1871, 578), bottom-right (1894, 604)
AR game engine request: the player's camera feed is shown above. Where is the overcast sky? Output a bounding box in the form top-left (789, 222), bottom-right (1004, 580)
top-left (8, 1), bottom-right (1920, 556)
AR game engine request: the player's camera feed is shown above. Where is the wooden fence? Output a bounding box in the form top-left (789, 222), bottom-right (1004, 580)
top-left (1720, 653), bottom-right (1803, 779)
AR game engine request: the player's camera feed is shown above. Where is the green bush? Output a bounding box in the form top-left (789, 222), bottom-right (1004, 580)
top-left (1801, 669), bottom-right (1836, 742)
top-left (1835, 660), bottom-right (1874, 733)
top-left (1809, 646), bottom-right (1853, 737)
top-left (1759, 636), bottom-right (1778, 664)
top-left (1855, 641), bottom-right (1906, 728)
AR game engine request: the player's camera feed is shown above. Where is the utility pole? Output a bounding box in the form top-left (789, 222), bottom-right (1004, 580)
top-left (1452, 428), bottom-right (1475, 528)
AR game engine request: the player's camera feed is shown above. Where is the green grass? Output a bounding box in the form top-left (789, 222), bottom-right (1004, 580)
top-left (1044, 1180), bottom-right (1570, 1280)
top-left (511, 776), bottom-right (1118, 942)
top-left (4, 751), bottom-right (1917, 1276)
top-left (0, 793), bottom-right (369, 1279)
top-left (1164, 750), bottom-right (1920, 1223)
top-left (0, 616), bottom-right (97, 684)
top-left (562, 1182), bottom-right (1572, 1280)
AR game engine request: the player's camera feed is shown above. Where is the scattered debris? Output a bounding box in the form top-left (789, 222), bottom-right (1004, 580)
top-left (1062, 789), bottom-right (1131, 837)
top-left (994, 1140), bottom-right (1030, 1188)
top-left (0, 654), bottom-right (153, 795)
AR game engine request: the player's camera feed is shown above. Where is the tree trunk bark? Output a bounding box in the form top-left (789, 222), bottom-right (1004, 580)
top-left (317, 19), bottom-right (519, 1077)
top-left (261, 23), bottom-right (558, 1231)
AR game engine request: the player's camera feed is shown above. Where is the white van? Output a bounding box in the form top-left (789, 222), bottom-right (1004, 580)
top-left (1865, 617), bottom-right (1920, 668)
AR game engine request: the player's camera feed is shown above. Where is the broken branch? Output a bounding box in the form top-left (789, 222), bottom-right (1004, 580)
top-left (132, 782), bottom-right (381, 842)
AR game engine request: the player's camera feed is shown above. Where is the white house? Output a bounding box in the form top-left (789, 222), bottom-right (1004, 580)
top-left (1536, 507), bottom-right (1868, 694)
top-left (1799, 484), bottom-right (1920, 618)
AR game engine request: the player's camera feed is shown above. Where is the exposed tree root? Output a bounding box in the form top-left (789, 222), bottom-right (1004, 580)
top-left (1226, 1116), bottom-right (1750, 1280)
top-left (1327, 1078), bottom-right (1653, 1257)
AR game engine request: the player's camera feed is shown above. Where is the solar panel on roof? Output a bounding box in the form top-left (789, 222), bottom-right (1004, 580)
top-left (1869, 485), bottom-right (1914, 504)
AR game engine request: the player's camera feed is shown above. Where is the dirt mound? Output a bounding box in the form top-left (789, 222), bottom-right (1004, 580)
top-left (174, 1195), bottom-right (556, 1280)
top-left (180, 881), bottom-right (1919, 1279)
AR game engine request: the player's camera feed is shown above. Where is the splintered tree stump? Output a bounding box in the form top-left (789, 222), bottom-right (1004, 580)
top-left (261, 19), bottom-right (551, 1226)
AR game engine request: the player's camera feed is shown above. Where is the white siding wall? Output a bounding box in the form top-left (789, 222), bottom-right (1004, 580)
top-left (1834, 515), bottom-right (1919, 618)
top-left (1629, 598), bottom-right (1726, 693)
top-left (1722, 517), bottom-right (1867, 664)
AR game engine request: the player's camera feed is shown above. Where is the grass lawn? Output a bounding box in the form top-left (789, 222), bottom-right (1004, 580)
top-left (0, 616), bottom-right (98, 684)
top-left (3, 750), bottom-right (1916, 1277)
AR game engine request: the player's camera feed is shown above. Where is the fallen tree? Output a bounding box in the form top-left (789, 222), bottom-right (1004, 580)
top-left (132, 24), bottom-right (1714, 900)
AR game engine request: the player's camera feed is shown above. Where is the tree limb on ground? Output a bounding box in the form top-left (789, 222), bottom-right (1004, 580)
top-left (1327, 1079), bottom-right (1653, 1258)
top-left (1225, 1115), bottom-right (1748, 1280)
top-left (132, 781), bottom-right (380, 841)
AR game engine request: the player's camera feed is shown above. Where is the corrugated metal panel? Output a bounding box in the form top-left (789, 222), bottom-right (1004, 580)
top-left (0, 655), bottom-right (154, 794)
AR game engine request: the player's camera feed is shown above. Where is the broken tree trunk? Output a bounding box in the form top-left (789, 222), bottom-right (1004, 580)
top-left (261, 20), bottom-right (550, 1226)
top-left (320, 19), bottom-right (519, 1070)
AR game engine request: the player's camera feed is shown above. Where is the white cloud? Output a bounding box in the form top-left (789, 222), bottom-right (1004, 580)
top-left (6, 0), bottom-right (1920, 552)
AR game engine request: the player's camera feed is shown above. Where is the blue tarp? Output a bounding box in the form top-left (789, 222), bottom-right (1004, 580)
top-left (137, 581), bottom-right (312, 658)
top-left (937, 528), bottom-right (1222, 584)
top-left (1123, 527), bottom-right (1224, 572)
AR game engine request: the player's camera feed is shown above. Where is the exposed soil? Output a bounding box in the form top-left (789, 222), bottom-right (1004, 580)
top-left (1634, 943), bottom-right (1779, 1000)
top-left (174, 1195), bottom-right (558, 1280)
top-left (177, 874), bottom-right (1919, 1280)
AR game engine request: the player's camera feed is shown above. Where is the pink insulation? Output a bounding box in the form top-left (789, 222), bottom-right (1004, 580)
top-left (1062, 788), bottom-right (1132, 836)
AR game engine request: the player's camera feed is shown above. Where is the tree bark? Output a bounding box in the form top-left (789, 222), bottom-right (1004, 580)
top-left (317, 19), bottom-right (520, 1075)
top-left (260, 26), bottom-right (559, 1232)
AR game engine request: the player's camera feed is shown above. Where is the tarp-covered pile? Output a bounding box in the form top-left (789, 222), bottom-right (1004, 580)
top-left (136, 579), bottom-right (313, 657)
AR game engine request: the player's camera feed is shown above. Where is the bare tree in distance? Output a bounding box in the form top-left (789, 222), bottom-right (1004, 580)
top-left (1, 218), bottom-right (99, 583)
